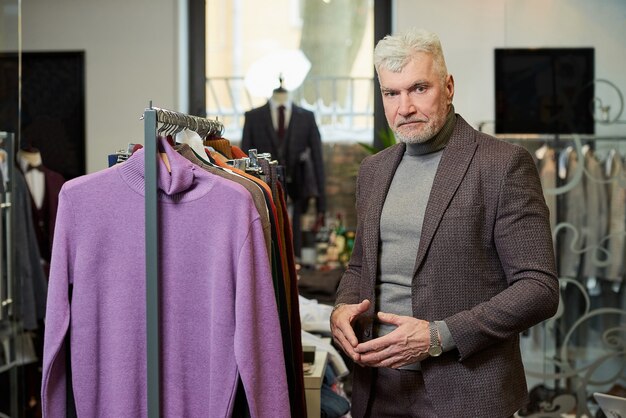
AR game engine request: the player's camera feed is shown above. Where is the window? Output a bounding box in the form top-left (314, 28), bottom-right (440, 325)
top-left (206, 0), bottom-right (375, 143)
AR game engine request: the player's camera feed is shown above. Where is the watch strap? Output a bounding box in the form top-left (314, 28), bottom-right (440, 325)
top-left (428, 322), bottom-right (443, 357)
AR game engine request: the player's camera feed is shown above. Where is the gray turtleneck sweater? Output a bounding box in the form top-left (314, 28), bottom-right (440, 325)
top-left (376, 108), bottom-right (457, 370)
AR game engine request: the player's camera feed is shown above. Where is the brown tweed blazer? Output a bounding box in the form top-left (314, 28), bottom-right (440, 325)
top-left (336, 115), bottom-right (559, 418)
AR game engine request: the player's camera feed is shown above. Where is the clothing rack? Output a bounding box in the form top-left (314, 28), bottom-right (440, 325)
top-left (501, 133), bottom-right (626, 399)
top-left (152, 106), bottom-right (224, 139)
top-left (227, 148), bottom-right (272, 175)
top-left (495, 134), bottom-right (626, 150)
top-left (142, 104), bottom-right (223, 418)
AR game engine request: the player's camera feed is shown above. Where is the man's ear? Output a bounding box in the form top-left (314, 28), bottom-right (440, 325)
top-left (446, 74), bottom-right (455, 104)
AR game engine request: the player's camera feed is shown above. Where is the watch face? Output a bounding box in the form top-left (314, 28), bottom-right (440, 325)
top-left (428, 345), bottom-right (443, 357)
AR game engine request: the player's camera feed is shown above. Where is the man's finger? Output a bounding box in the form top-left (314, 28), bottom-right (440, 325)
top-left (376, 311), bottom-right (402, 325)
top-left (333, 329), bottom-right (361, 362)
top-left (354, 335), bottom-right (391, 354)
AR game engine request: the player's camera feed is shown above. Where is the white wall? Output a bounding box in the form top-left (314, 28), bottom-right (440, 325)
top-left (395, 0), bottom-right (626, 137)
top-left (20, 0), bottom-right (181, 173)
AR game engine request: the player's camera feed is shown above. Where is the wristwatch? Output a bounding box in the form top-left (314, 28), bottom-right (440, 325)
top-left (428, 322), bottom-right (443, 357)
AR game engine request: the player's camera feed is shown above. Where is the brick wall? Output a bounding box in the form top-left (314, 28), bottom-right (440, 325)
top-left (301, 142), bottom-right (370, 231)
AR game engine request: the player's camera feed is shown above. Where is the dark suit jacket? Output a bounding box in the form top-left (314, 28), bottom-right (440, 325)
top-left (241, 102), bottom-right (325, 213)
top-left (336, 115), bottom-right (559, 418)
top-left (33, 165), bottom-right (65, 266)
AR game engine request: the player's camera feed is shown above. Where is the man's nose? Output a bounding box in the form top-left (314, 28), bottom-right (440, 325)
top-left (398, 93), bottom-right (415, 116)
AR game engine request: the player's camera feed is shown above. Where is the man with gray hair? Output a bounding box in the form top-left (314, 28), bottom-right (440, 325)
top-left (330, 28), bottom-right (558, 417)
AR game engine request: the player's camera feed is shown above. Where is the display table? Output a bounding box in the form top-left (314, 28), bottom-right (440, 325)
top-left (303, 349), bottom-right (329, 418)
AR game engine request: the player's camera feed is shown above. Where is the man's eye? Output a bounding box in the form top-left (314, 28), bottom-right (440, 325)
top-left (383, 91), bottom-right (397, 97)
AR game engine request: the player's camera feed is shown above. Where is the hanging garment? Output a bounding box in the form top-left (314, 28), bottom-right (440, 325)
top-left (231, 145), bottom-right (248, 159)
top-left (603, 149), bottom-right (626, 282)
top-left (259, 158), bottom-right (308, 416)
top-left (198, 147), bottom-right (306, 417)
top-left (203, 138), bottom-right (233, 159)
top-left (41, 137), bottom-right (290, 418)
top-left (12, 168), bottom-right (48, 331)
top-left (176, 144), bottom-right (272, 255)
top-left (558, 146), bottom-right (586, 279)
top-left (537, 145), bottom-right (558, 235)
top-left (581, 146), bottom-right (609, 280)
top-left (18, 154), bottom-right (65, 276)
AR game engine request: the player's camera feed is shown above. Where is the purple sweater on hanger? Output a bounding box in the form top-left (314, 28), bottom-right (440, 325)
top-left (41, 137), bottom-right (289, 417)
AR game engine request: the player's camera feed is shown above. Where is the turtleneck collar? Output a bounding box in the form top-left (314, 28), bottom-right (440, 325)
top-left (405, 105), bottom-right (456, 156)
top-left (118, 136), bottom-right (213, 202)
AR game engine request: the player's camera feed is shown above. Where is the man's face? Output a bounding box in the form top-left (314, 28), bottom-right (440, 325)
top-left (378, 52), bottom-right (454, 144)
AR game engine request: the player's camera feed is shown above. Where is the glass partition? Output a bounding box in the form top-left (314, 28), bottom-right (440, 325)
top-left (1, 1), bottom-right (26, 417)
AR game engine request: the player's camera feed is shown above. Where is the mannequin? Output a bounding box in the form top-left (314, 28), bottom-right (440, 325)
top-left (241, 76), bottom-right (326, 258)
top-left (270, 77), bottom-right (292, 137)
top-left (17, 146), bottom-right (65, 275)
top-left (17, 147), bottom-right (43, 167)
top-left (271, 83), bottom-right (290, 106)
top-left (18, 148), bottom-right (45, 208)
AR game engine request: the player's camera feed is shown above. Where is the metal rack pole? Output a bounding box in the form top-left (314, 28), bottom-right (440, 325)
top-left (141, 104), bottom-right (222, 417)
top-left (143, 107), bottom-right (160, 418)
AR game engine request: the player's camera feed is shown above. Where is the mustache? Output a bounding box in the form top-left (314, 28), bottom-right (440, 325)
top-left (396, 118), bottom-right (428, 127)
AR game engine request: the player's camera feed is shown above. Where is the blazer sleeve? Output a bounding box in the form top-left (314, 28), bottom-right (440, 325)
top-left (445, 146), bottom-right (559, 361)
top-left (306, 112), bottom-right (326, 213)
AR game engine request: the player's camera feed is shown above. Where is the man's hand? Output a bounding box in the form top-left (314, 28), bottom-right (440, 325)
top-left (354, 312), bottom-right (430, 368)
top-left (330, 299), bottom-right (371, 362)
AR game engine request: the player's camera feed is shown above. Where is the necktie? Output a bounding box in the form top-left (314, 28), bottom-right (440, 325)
top-left (277, 105), bottom-right (286, 140)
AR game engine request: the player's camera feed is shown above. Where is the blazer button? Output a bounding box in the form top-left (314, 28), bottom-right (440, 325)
top-left (364, 329), bottom-right (371, 337)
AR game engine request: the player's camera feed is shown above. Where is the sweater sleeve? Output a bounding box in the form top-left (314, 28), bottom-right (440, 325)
top-left (41, 188), bottom-right (75, 417)
top-left (233, 217), bottom-right (290, 418)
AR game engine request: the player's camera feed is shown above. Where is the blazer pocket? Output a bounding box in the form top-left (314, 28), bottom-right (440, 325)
top-left (443, 205), bottom-right (483, 218)
top-left (438, 205), bottom-right (487, 250)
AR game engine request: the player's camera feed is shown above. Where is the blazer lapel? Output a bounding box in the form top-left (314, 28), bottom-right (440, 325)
top-left (285, 105), bottom-right (303, 145)
top-left (282, 105), bottom-right (302, 168)
top-left (362, 144), bottom-right (406, 275)
top-left (286, 105), bottom-right (302, 138)
top-left (413, 122), bottom-right (478, 275)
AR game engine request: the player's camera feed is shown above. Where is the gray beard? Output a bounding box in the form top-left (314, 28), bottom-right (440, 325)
top-left (395, 114), bottom-right (446, 144)
top-left (395, 122), bottom-right (440, 144)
